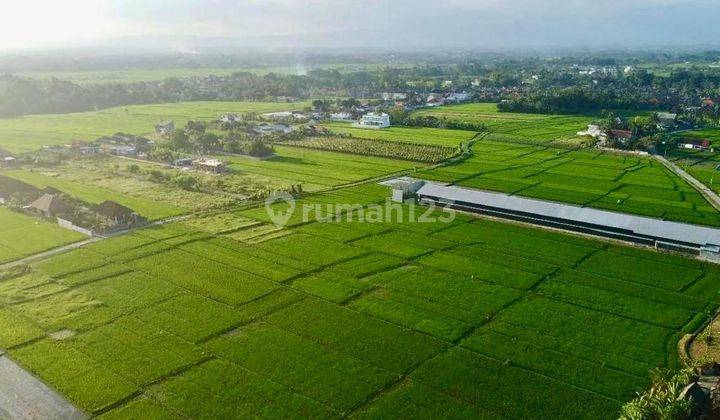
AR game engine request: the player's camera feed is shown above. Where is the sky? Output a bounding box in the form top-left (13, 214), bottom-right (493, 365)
top-left (0, 0), bottom-right (718, 52)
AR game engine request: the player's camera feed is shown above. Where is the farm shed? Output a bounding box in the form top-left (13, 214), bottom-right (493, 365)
top-left (95, 200), bottom-right (143, 226)
top-left (193, 159), bottom-right (227, 173)
top-left (412, 181), bottom-right (720, 261)
top-left (27, 194), bottom-right (69, 218)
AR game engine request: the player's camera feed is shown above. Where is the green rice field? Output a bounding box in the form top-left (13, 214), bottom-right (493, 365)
top-left (0, 207), bottom-right (86, 263)
top-left (0, 101), bottom-right (309, 153)
top-left (323, 122), bottom-right (479, 147)
top-left (411, 103), bottom-right (593, 143)
top-left (420, 140), bottom-right (720, 227)
top-left (1, 183), bottom-right (718, 419)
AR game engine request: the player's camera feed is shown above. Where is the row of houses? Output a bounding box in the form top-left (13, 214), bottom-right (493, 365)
top-left (577, 123), bottom-right (714, 151)
top-left (70, 134), bottom-right (154, 157)
top-left (379, 91), bottom-right (472, 109)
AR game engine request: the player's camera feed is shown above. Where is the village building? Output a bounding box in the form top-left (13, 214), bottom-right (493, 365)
top-left (354, 112), bottom-right (390, 129)
top-left (193, 158), bottom-right (227, 173)
top-left (656, 112), bottom-right (678, 129)
top-left (154, 120), bottom-right (175, 136)
top-left (262, 111), bottom-right (293, 120)
top-left (446, 93), bottom-right (471, 103)
top-left (94, 200), bottom-right (143, 227)
top-left (219, 113), bottom-right (241, 124)
top-left (678, 138), bottom-right (711, 151)
top-left (27, 194), bottom-right (69, 218)
top-left (426, 93), bottom-right (445, 106)
top-left (382, 92), bottom-right (408, 101)
top-left (329, 112), bottom-right (354, 121)
top-left (253, 124), bottom-right (292, 135)
top-left (173, 158), bottom-right (193, 167)
top-left (577, 124), bottom-right (605, 139)
top-left (1, 156), bottom-right (16, 167)
top-left (608, 129), bottom-right (633, 145)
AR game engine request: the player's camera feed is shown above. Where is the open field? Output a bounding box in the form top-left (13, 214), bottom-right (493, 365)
top-left (0, 101), bottom-right (309, 153)
top-left (13, 63), bottom-right (411, 85)
top-left (420, 140), bottom-right (720, 226)
top-left (281, 136), bottom-right (458, 163)
top-left (0, 167), bottom-right (191, 221)
top-left (0, 207), bottom-right (86, 263)
top-left (669, 149), bottom-right (720, 195)
top-left (323, 122), bottom-right (478, 147)
top-left (411, 103), bottom-right (593, 143)
top-left (1, 184), bottom-right (718, 418)
top-left (222, 145), bottom-right (419, 191)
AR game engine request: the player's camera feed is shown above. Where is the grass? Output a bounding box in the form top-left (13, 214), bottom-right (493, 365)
top-left (420, 140), bottom-right (720, 227)
top-left (0, 101), bottom-right (309, 153)
top-left (1, 193), bottom-right (718, 419)
top-left (411, 103), bottom-right (592, 143)
top-left (222, 145), bottom-right (418, 191)
top-left (323, 122), bottom-right (478, 147)
top-left (0, 207), bottom-right (86, 263)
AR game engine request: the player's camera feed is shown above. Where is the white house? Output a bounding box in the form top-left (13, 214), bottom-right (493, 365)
top-left (577, 124), bottom-right (606, 140)
top-left (354, 112), bottom-right (390, 129)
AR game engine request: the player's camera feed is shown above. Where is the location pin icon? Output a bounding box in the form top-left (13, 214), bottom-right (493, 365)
top-left (265, 191), bottom-right (296, 228)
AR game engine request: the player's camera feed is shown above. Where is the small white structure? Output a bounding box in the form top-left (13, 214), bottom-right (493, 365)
top-left (380, 177), bottom-right (426, 203)
top-left (382, 92), bottom-right (408, 101)
top-left (330, 112), bottom-right (354, 121)
top-left (701, 245), bottom-right (720, 263)
top-left (577, 124), bottom-right (606, 140)
top-left (354, 112), bottom-right (390, 129)
top-left (262, 111), bottom-right (293, 120)
top-left (193, 158), bottom-right (227, 173)
top-left (446, 93), bottom-right (471, 103)
top-left (254, 124), bottom-right (292, 135)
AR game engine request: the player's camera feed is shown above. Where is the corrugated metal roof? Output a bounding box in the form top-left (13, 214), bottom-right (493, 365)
top-left (417, 182), bottom-right (720, 247)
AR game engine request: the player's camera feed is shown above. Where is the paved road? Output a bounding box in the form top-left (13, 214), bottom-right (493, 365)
top-left (654, 155), bottom-right (720, 212)
top-left (0, 355), bottom-right (86, 420)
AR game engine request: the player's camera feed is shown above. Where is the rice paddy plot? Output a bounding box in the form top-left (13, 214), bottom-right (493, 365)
top-left (3, 198), bottom-right (720, 419)
top-left (322, 122), bottom-right (478, 147)
top-left (411, 103), bottom-right (592, 143)
top-left (419, 140), bottom-right (720, 226)
top-left (0, 101), bottom-right (310, 153)
top-left (0, 207), bottom-right (86, 264)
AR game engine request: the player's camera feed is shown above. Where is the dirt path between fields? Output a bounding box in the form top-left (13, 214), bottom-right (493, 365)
top-left (0, 355), bottom-right (86, 419)
top-left (0, 215), bottom-right (189, 271)
top-left (654, 154), bottom-right (720, 212)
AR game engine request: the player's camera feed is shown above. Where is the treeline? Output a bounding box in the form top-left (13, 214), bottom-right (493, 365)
top-left (497, 87), bottom-right (645, 114)
top-left (387, 108), bottom-right (488, 131)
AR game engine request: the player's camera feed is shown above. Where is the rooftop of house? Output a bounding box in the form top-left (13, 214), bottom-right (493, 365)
top-left (609, 129), bottom-right (633, 138)
top-left (680, 138), bottom-right (711, 147)
top-left (95, 200), bottom-right (136, 220)
top-left (29, 193), bottom-right (69, 215)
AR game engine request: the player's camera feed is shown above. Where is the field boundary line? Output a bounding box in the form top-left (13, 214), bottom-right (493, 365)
top-left (654, 154), bottom-right (720, 211)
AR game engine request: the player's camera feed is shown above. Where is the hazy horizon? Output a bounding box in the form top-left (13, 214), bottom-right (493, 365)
top-left (2, 0), bottom-right (719, 53)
